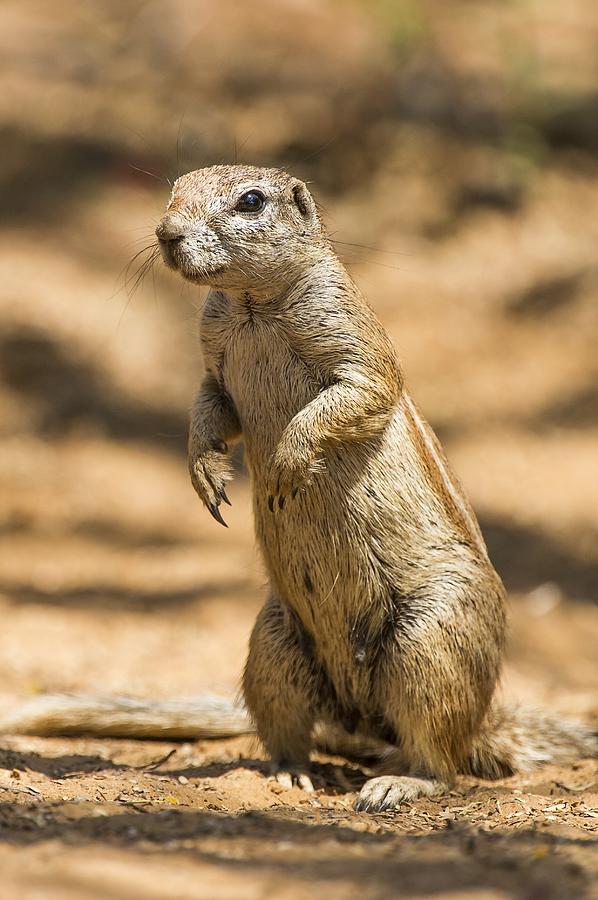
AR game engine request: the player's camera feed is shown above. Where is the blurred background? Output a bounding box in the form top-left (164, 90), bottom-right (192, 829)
top-left (1, 0), bottom-right (597, 718)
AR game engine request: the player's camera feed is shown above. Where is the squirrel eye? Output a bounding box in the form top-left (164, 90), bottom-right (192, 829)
top-left (235, 190), bottom-right (266, 213)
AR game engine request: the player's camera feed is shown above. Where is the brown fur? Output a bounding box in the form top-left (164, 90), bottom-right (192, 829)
top-left (159, 165), bottom-right (596, 809)
top-left (2, 166), bottom-right (595, 811)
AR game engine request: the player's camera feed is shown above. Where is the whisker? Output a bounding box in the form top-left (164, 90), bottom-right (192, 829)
top-left (230, 132), bottom-right (253, 165)
top-left (333, 247), bottom-right (410, 274)
top-left (330, 236), bottom-right (411, 257)
top-left (124, 127), bottom-right (174, 187)
top-left (176, 109), bottom-right (189, 180)
top-left (121, 243), bottom-right (158, 286)
top-left (106, 242), bottom-right (157, 303)
top-left (123, 244), bottom-right (161, 300)
top-left (120, 232), bottom-right (161, 252)
top-left (299, 135), bottom-right (337, 165)
top-left (128, 163), bottom-right (171, 186)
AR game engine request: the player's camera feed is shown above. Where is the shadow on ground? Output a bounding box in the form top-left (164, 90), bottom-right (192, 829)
top-left (0, 325), bottom-right (187, 453)
top-left (0, 578), bottom-right (251, 612)
top-left (0, 799), bottom-right (591, 899)
top-left (480, 516), bottom-right (598, 602)
top-left (534, 383), bottom-right (598, 431)
top-left (0, 749), bottom-right (126, 778)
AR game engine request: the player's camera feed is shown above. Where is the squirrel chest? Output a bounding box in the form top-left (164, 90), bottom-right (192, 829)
top-left (200, 290), bottom-right (323, 461)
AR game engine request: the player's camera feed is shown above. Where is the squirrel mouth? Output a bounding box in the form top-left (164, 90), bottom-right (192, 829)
top-left (158, 237), bottom-right (186, 269)
top-left (157, 237), bottom-right (181, 271)
top-left (178, 262), bottom-right (227, 284)
top-left (158, 239), bottom-right (227, 284)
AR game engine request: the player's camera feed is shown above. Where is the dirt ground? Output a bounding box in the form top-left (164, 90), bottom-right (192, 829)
top-left (1, 1), bottom-right (598, 897)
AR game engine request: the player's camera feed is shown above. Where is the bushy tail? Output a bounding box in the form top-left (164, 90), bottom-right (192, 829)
top-left (0, 694), bottom-right (253, 740)
top-left (2, 695), bottom-right (596, 777)
top-left (465, 703), bottom-right (597, 779)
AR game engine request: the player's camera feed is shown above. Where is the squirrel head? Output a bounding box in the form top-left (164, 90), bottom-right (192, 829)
top-left (156, 165), bottom-right (327, 294)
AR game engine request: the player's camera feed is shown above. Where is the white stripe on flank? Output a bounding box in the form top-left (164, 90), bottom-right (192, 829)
top-left (404, 393), bottom-right (487, 557)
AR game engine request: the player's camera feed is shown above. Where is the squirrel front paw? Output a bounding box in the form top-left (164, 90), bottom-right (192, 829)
top-left (266, 442), bottom-right (323, 510)
top-left (188, 439), bottom-right (233, 526)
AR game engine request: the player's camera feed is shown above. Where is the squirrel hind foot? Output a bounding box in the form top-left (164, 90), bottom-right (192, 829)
top-left (354, 775), bottom-right (448, 812)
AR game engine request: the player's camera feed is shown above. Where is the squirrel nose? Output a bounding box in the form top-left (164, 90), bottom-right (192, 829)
top-left (155, 215), bottom-right (186, 243)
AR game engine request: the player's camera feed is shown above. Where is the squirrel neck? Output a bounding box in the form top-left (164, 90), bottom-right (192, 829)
top-left (221, 245), bottom-right (348, 308)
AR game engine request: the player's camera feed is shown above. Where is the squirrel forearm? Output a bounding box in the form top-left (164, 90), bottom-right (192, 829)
top-left (189, 373), bottom-right (241, 450)
top-left (282, 367), bottom-right (401, 458)
top-left (265, 369), bottom-right (400, 498)
top-left (188, 373), bottom-right (241, 524)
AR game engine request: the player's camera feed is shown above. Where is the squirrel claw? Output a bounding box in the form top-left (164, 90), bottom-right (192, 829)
top-left (268, 495), bottom-right (275, 512)
top-left (278, 495), bottom-right (285, 509)
top-left (208, 503), bottom-right (228, 527)
top-left (221, 488), bottom-right (232, 506)
top-left (272, 767), bottom-right (316, 793)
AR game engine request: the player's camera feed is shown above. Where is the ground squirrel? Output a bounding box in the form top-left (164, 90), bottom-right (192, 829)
top-left (2, 166), bottom-right (595, 811)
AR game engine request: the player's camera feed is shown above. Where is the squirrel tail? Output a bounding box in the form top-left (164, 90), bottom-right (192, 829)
top-left (0, 693), bottom-right (254, 740)
top-left (2, 695), bottom-right (595, 777)
top-left (464, 703), bottom-right (597, 779)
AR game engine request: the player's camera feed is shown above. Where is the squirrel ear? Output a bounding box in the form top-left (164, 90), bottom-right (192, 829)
top-left (291, 182), bottom-right (317, 222)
